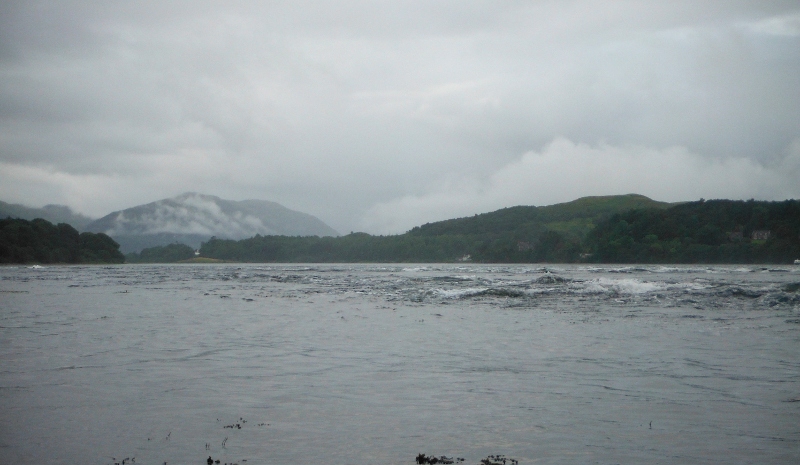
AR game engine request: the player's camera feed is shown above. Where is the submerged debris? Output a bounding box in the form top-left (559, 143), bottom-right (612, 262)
top-left (415, 454), bottom-right (518, 465)
top-left (415, 453), bottom-right (464, 464)
top-left (480, 455), bottom-right (518, 465)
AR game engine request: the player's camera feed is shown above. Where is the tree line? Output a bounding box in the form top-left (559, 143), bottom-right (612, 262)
top-left (190, 199), bottom-right (799, 264)
top-left (0, 217), bottom-right (124, 264)
top-left (585, 199), bottom-right (800, 263)
top-left (42, 198), bottom-right (800, 265)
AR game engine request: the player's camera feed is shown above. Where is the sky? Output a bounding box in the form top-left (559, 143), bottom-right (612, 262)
top-left (1, 1), bottom-right (799, 235)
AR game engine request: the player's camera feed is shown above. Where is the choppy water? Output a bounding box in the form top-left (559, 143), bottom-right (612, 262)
top-left (1, 264), bottom-right (799, 465)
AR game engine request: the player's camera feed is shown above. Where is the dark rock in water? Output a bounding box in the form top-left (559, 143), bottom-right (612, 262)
top-left (207, 456), bottom-right (213, 465)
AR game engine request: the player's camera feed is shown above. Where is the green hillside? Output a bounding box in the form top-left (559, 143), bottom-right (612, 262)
top-left (409, 194), bottom-right (672, 240)
top-left (196, 196), bottom-right (799, 264)
top-left (0, 217), bottom-right (124, 264)
top-left (587, 199), bottom-right (800, 263)
top-left (198, 194), bottom-right (678, 263)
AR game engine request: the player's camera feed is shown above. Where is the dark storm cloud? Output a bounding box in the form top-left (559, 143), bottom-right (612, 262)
top-left (1, 1), bottom-right (798, 233)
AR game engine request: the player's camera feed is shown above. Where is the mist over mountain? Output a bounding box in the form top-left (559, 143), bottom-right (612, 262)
top-left (84, 193), bottom-right (339, 253)
top-left (0, 200), bottom-right (94, 230)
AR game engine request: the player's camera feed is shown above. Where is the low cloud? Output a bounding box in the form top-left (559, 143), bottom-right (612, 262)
top-left (360, 138), bottom-right (800, 234)
top-left (1, 2), bottom-right (798, 234)
top-left (105, 195), bottom-right (267, 238)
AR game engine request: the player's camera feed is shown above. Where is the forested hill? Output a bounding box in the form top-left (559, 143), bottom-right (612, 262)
top-left (409, 194), bottom-right (672, 238)
top-left (194, 195), bottom-right (683, 263)
top-left (0, 218), bottom-right (125, 264)
top-left (194, 197), bottom-right (799, 264)
top-left (586, 199), bottom-right (800, 263)
top-left (8, 196), bottom-right (798, 264)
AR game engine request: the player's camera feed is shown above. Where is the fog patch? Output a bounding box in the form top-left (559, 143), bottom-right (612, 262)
top-left (100, 194), bottom-right (271, 239)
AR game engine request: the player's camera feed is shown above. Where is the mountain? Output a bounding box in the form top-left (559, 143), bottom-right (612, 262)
top-left (198, 194), bottom-right (680, 263)
top-left (84, 193), bottom-right (339, 253)
top-left (0, 200), bottom-right (94, 230)
top-left (197, 195), bottom-right (800, 264)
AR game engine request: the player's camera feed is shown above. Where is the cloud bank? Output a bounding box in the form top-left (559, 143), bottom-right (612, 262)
top-left (0, 2), bottom-right (798, 233)
top-left (102, 195), bottom-right (268, 238)
top-left (361, 138), bottom-right (800, 234)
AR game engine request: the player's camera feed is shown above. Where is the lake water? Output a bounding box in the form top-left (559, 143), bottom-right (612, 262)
top-left (1, 264), bottom-right (799, 464)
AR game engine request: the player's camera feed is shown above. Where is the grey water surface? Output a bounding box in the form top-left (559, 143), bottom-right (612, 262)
top-left (1, 264), bottom-right (799, 464)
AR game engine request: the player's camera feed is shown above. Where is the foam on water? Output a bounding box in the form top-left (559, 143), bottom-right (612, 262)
top-left (579, 277), bottom-right (662, 294)
top-left (431, 287), bottom-right (489, 299)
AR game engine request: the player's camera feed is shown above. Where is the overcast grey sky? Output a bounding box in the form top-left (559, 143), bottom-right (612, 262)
top-left (1, 1), bottom-right (798, 234)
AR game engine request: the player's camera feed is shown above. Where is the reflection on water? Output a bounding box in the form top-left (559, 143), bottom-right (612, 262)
top-left (1, 264), bottom-right (799, 464)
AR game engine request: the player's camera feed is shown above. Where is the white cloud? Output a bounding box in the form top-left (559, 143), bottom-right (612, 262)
top-left (360, 138), bottom-right (800, 234)
top-left (744, 12), bottom-right (800, 37)
top-left (104, 194), bottom-right (270, 238)
top-left (0, 162), bottom-right (126, 215)
top-left (1, 2), bottom-right (798, 234)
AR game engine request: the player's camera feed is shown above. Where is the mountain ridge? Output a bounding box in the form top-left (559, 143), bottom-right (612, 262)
top-left (83, 193), bottom-right (339, 253)
top-left (0, 200), bottom-right (94, 230)
top-left (195, 196), bottom-right (800, 264)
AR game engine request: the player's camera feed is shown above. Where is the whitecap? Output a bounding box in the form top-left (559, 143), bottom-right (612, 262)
top-left (652, 266), bottom-right (681, 273)
top-left (432, 287), bottom-right (489, 299)
top-left (578, 277), bottom-right (664, 294)
top-left (402, 267), bottom-right (429, 272)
